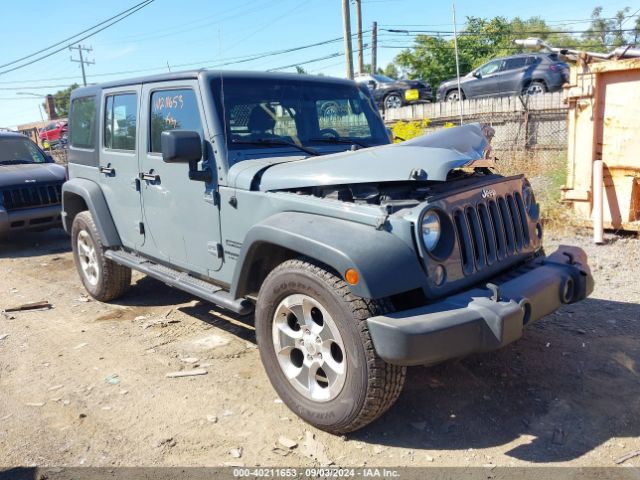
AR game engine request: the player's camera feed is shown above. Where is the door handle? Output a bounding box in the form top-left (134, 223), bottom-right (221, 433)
top-left (99, 165), bottom-right (115, 175)
top-left (140, 171), bottom-right (160, 182)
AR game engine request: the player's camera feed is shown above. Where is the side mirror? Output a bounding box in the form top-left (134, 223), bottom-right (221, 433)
top-left (367, 80), bottom-right (376, 90)
top-left (473, 71), bottom-right (482, 79)
top-left (161, 130), bottom-right (202, 163)
top-left (161, 130), bottom-right (211, 183)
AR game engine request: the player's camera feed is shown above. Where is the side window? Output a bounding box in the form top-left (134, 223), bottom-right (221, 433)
top-left (478, 60), bottom-right (501, 76)
top-left (149, 89), bottom-right (203, 153)
top-left (503, 57), bottom-right (527, 71)
top-left (104, 93), bottom-right (137, 151)
top-left (526, 56), bottom-right (540, 66)
top-left (70, 96), bottom-right (96, 149)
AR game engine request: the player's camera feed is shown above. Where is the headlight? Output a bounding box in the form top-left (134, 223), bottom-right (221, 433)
top-left (421, 210), bottom-right (441, 252)
top-left (522, 182), bottom-right (536, 213)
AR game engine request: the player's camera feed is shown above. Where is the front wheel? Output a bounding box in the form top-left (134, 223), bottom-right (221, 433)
top-left (255, 259), bottom-right (406, 434)
top-left (383, 93), bottom-right (403, 110)
top-left (446, 89), bottom-right (464, 101)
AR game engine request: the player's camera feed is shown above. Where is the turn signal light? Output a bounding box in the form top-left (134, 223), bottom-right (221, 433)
top-left (345, 268), bottom-right (359, 285)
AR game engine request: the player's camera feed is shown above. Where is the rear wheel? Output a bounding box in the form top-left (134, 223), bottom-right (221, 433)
top-left (526, 81), bottom-right (546, 95)
top-left (71, 211), bottom-right (131, 302)
top-left (255, 259), bottom-right (406, 434)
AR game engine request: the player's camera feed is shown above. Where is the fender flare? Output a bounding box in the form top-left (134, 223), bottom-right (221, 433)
top-left (61, 178), bottom-right (121, 247)
top-left (230, 212), bottom-right (426, 300)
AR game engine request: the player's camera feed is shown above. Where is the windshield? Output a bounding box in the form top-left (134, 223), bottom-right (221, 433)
top-left (372, 74), bottom-right (395, 83)
top-left (210, 77), bottom-right (389, 159)
top-left (0, 137), bottom-right (47, 164)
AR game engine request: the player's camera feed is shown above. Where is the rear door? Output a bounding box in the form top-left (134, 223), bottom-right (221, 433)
top-left (98, 87), bottom-right (145, 250)
top-left (137, 80), bottom-right (223, 276)
top-left (498, 57), bottom-right (529, 95)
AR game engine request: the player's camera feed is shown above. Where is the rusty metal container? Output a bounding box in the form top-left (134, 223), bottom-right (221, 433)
top-left (562, 57), bottom-right (640, 231)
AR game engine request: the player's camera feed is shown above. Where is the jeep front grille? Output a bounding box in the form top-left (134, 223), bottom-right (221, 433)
top-left (1, 183), bottom-right (62, 211)
top-left (454, 192), bottom-right (530, 274)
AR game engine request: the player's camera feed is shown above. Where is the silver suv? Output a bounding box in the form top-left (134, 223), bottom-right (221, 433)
top-left (62, 70), bottom-right (593, 433)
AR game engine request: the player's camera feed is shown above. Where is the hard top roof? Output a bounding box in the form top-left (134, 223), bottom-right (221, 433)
top-left (71, 69), bottom-right (357, 98)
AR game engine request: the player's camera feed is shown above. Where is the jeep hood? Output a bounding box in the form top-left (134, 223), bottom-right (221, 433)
top-left (228, 123), bottom-right (491, 191)
top-left (0, 163), bottom-right (65, 188)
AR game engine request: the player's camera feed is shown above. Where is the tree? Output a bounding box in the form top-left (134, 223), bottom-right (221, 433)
top-left (380, 63), bottom-right (399, 78)
top-left (43, 83), bottom-right (79, 118)
top-left (395, 16), bottom-right (514, 89)
top-left (295, 65), bottom-right (308, 74)
top-left (393, 8), bottom-right (638, 91)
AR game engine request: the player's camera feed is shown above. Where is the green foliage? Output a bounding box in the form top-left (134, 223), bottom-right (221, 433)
top-left (295, 65), bottom-right (307, 74)
top-left (43, 83), bottom-right (79, 118)
top-left (393, 7), bottom-right (640, 90)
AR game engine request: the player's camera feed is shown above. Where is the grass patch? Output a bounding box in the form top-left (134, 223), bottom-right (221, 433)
top-left (494, 149), bottom-right (575, 233)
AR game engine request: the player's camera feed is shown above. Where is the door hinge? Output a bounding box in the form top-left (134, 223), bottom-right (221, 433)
top-left (139, 222), bottom-right (145, 235)
top-left (207, 241), bottom-right (223, 258)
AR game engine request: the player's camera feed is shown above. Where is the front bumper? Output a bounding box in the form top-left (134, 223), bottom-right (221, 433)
top-left (0, 205), bottom-right (62, 234)
top-left (367, 246), bottom-right (594, 366)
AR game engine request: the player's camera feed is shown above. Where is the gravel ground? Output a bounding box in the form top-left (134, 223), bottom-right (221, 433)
top-left (0, 229), bottom-right (639, 468)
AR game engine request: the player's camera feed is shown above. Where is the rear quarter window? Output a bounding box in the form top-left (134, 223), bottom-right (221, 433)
top-left (70, 96), bottom-right (96, 149)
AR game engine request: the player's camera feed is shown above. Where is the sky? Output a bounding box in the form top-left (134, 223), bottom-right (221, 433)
top-left (0, 0), bottom-right (636, 128)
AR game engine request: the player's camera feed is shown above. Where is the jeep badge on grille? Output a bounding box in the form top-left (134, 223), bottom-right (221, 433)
top-left (481, 188), bottom-right (497, 199)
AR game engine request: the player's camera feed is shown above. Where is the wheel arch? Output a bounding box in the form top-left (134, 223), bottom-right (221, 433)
top-left (445, 87), bottom-right (465, 100)
top-left (62, 178), bottom-right (121, 247)
top-left (230, 212), bottom-right (426, 300)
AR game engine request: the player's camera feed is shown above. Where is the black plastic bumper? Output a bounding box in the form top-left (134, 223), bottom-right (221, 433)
top-left (0, 205), bottom-right (62, 234)
top-left (367, 246), bottom-right (594, 366)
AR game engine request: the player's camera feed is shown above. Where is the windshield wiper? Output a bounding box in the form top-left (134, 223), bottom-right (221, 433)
top-left (0, 159), bottom-right (34, 165)
top-left (232, 138), bottom-right (319, 156)
top-left (309, 137), bottom-right (369, 148)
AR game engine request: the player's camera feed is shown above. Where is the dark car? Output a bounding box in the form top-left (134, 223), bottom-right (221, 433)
top-left (0, 132), bottom-right (65, 235)
top-left (355, 74), bottom-right (432, 109)
top-left (437, 53), bottom-right (569, 101)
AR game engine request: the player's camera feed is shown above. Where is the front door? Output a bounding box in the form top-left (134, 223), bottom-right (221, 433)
top-left (98, 87), bottom-right (145, 250)
top-left (466, 59), bottom-right (504, 98)
top-left (137, 81), bottom-right (223, 276)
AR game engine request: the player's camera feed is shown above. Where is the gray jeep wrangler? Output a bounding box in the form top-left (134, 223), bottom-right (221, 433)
top-left (62, 70), bottom-right (593, 434)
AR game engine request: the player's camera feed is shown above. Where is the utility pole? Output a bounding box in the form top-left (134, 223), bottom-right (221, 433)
top-left (354, 0), bottom-right (364, 75)
top-left (452, 2), bottom-right (464, 124)
top-left (69, 44), bottom-right (94, 87)
top-left (371, 21), bottom-right (378, 74)
top-left (341, 0), bottom-right (354, 79)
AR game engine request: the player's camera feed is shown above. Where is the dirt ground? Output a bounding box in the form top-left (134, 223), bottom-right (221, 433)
top-left (1, 228), bottom-right (639, 468)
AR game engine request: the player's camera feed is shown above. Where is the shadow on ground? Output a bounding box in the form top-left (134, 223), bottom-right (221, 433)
top-left (350, 297), bottom-right (640, 463)
top-left (0, 228), bottom-right (69, 259)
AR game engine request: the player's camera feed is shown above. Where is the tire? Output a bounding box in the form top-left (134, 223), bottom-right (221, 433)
top-left (255, 258), bottom-right (406, 434)
top-left (383, 92), bottom-right (403, 110)
top-left (445, 89), bottom-right (464, 101)
top-left (525, 81), bottom-right (546, 95)
top-left (71, 211), bottom-right (131, 302)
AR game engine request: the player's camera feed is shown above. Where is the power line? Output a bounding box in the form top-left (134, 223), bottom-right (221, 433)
top-left (0, 32), bottom-right (369, 85)
top-left (0, 0), bottom-right (152, 70)
top-left (380, 27), bottom-right (639, 35)
top-left (0, 0), bottom-right (155, 77)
